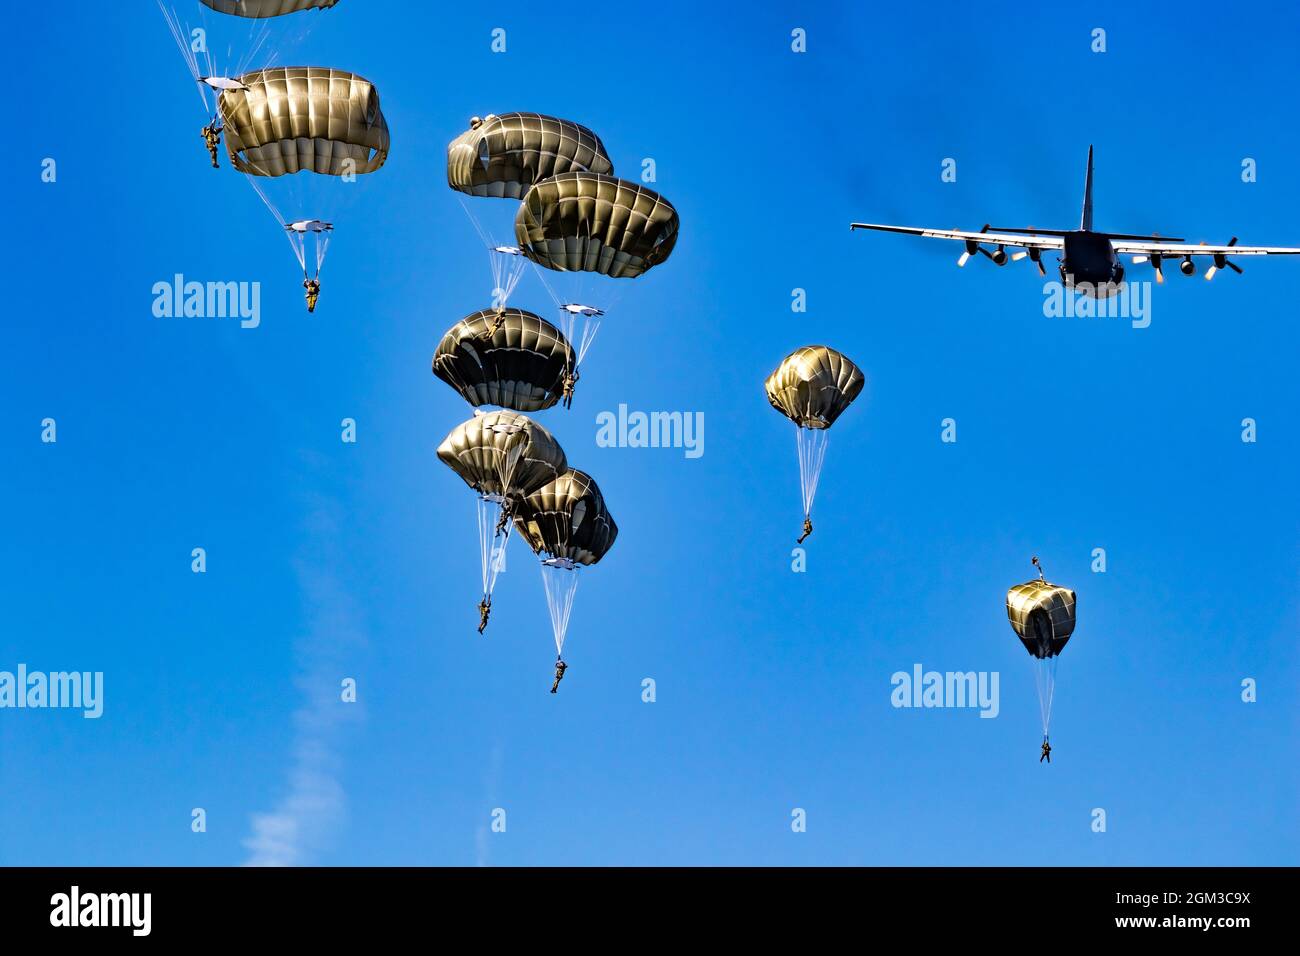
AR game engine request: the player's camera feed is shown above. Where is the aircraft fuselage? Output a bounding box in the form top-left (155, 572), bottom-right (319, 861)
top-left (1060, 231), bottom-right (1124, 297)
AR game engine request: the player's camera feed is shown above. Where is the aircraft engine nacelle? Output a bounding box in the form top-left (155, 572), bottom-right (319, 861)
top-left (1180, 257), bottom-right (1196, 276)
top-left (990, 247), bottom-right (1008, 266)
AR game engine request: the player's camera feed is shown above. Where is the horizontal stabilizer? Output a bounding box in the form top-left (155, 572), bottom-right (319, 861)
top-left (988, 227), bottom-right (1187, 242)
top-left (1098, 231), bottom-right (1187, 242)
top-left (986, 227), bottom-right (1073, 237)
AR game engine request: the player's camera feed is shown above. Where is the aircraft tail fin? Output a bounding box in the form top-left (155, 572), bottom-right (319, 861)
top-left (1080, 145), bottom-right (1094, 231)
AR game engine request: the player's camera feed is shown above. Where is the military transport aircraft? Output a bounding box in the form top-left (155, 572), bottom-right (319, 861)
top-left (850, 147), bottom-right (1300, 297)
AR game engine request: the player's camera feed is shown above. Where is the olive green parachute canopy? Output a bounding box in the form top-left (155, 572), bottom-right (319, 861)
top-left (515, 172), bottom-right (679, 278)
top-left (432, 308), bottom-right (573, 412)
top-left (199, 0), bottom-right (340, 16)
top-left (437, 411), bottom-right (567, 500)
top-left (765, 346), bottom-right (865, 429)
top-left (219, 67), bottom-right (389, 177)
top-left (1006, 579), bottom-right (1078, 659)
top-left (513, 469), bottom-right (618, 566)
top-left (447, 113), bottom-right (614, 200)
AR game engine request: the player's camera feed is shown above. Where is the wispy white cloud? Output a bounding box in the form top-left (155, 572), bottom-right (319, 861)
top-left (243, 500), bottom-right (366, 866)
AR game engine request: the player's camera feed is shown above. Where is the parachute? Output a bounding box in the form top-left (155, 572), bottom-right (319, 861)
top-left (445, 116), bottom-right (667, 396)
top-left (447, 112), bottom-right (613, 200)
top-left (219, 67), bottom-right (389, 176)
top-left (764, 346), bottom-right (865, 542)
top-left (512, 171), bottom-right (679, 380)
top-left (512, 469), bottom-right (617, 668)
top-left (437, 413), bottom-right (567, 633)
top-left (433, 308), bottom-right (573, 412)
top-left (160, 1), bottom-right (342, 119)
top-left (158, 2), bottom-right (385, 311)
top-left (447, 113), bottom-right (613, 314)
top-left (216, 66), bottom-right (389, 306)
top-left (158, 0), bottom-right (275, 118)
top-left (1006, 558), bottom-right (1078, 745)
top-left (515, 172), bottom-right (679, 279)
top-left (199, 0), bottom-right (340, 16)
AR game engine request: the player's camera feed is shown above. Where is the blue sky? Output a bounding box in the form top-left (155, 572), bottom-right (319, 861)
top-left (1, 2), bottom-right (1296, 866)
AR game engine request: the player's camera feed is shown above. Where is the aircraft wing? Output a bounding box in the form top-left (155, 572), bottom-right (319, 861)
top-left (1111, 239), bottom-right (1300, 257)
top-left (850, 222), bottom-right (1065, 250)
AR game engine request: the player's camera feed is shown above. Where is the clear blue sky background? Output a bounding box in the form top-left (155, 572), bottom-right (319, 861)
top-left (1, 2), bottom-right (1296, 866)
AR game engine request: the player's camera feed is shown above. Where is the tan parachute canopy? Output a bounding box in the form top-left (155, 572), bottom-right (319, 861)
top-left (433, 308), bottom-right (573, 412)
top-left (513, 469), bottom-right (618, 566)
top-left (199, 0), bottom-right (340, 16)
top-left (1007, 558), bottom-right (1077, 742)
top-left (437, 411), bottom-right (566, 501)
top-left (515, 172), bottom-right (679, 278)
top-left (447, 113), bottom-right (613, 200)
top-left (1006, 578), bottom-right (1078, 660)
top-left (219, 67), bottom-right (389, 176)
top-left (765, 346), bottom-right (865, 430)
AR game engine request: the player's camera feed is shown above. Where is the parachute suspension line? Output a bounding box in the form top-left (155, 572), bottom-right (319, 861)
top-left (795, 426), bottom-right (831, 519)
top-left (196, 5), bottom-right (221, 100)
top-left (576, 315), bottom-right (601, 366)
top-left (455, 196), bottom-right (525, 307)
top-left (237, 5), bottom-right (313, 78)
top-left (232, 0), bottom-right (320, 77)
top-left (158, 2), bottom-right (209, 111)
top-left (539, 563), bottom-right (580, 657)
top-left (526, 259), bottom-right (626, 370)
top-left (234, 20), bottom-right (275, 78)
top-left (528, 258), bottom-right (565, 309)
top-left (314, 231), bottom-right (331, 279)
top-left (526, 261), bottom-right (603, 367)
top-left (202, 37), bottom-right (216, 101)
top-left (525, 258), bottom-right (594, 314)
top-left (289, 234), bottom-right (308, 277)
top-left (476, 496), bottom-right (510, 599)
top-left (246, 174), bottom-right (309, 274)
top-left (193, 5), bottom-right (274, 103)
top-left (569, 218), bottom-right (632, 313)
top-left (495, 438), bottom-right (527, 499)
top-left (485, 438), bottom-right (525, 537)
top-left (1032, 654), bottom-right (1059, 736)
top-left (490, 250), bottom-right (527, 310)
top-left (556, 310), bottom-right (602, 368)
top-left (455, 195), bottom-right (493, 248)
top-left (247, 174), bottom-right (287, 225)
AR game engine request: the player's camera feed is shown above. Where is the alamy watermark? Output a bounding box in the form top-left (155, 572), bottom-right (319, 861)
top-left (891, 664), bottom-right (999, 718)
top-left (50, 886), bottom-right (150, 936)
top-left (152, 274), bottom-right (261, 329)
top-left (595, 404), bottom-right (704, 459)
top-left (1043, 279), bottom-right (1151, 328)
top-left (0, 665), bottom-right (103, 718)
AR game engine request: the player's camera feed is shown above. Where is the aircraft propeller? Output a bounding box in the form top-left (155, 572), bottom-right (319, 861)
top-left (1011, 247), bottom-right (1047, 276)
top-left (1130, 253), bottom-right (1165, 283)
top-left (1205, 237), bottom-right (1242, 281)
top-left (957, 224), bottom-right (993, 267)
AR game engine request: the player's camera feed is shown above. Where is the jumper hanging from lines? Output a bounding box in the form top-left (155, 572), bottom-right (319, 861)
top-left (475, 493), bottom-right (512, 634)
top-left (1005, 556), bottom-right (1078, 762)
top-left (795, 427), bottom-right (830, 543)
top-left (765, 346), bottom-right (865, 544)
top-left (437, 412), bottom-right (568, 636)
top-left (510, 471), bottom-right (617, 693)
